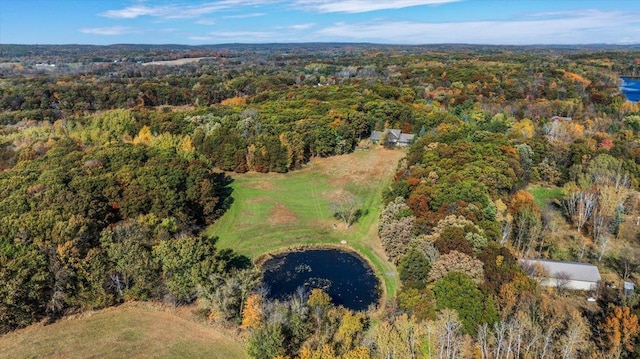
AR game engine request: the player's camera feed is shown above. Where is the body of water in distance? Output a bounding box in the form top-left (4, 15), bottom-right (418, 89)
top-left (620, 77), bottom-right (640, 102)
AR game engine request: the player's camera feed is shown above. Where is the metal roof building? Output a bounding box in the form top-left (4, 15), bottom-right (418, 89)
top-left (521, 259), bottom-right (601, 291)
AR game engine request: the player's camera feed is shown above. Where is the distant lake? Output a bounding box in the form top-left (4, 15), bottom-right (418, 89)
top-left (261, 249), bottom-right (380, 311)
top-left (620, 77), bottom-right (640, 102)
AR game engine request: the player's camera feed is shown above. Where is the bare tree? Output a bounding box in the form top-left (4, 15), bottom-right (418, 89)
top-left (588, 155), bottom-right (631, 261)
top-left (329, 191), bottom-right (362, 229)
top-left (477, 323), bottom-right (490, 359)
top-left (558, 309), bottom-right (590, 359)
top-left (477, 313), bottom-right (540, 359)
top-left (562, 185), bottom-right (597, 233)
top-left (500, 217), bottom-right (513, 246)
top-left (540, 324), bottom-right (556, 359)
top-left (554, 271), bottom-right (572, 295)
top-left (436, 309), bottom-right (463, 359)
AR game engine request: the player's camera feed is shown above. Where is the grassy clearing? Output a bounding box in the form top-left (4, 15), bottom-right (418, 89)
top-left (142, 57), bottom-right (208, 66)
top-left (527, 184), bottom-right (564, 209)
top-left (0, 302), bottom-right (247, 359)
top-left (206, 148), bottom-right (405, 299)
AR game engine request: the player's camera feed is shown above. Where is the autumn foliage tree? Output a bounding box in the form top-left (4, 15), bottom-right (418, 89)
top-left (509, 190), bottom-right (542, 257)
top-left (428, 250), bottom-right (485, 285)
top-left (378, 197), bottom-right (416, 263)
top-left (241, 293), bottom-right (264, 330)
top-left (600, 306), bottom-right (639, 357)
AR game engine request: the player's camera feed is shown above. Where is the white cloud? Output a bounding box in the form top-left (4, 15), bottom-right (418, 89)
top-left (189, 29), bottom-right (284, 42)
top-left (196, 18), bottom-right (217, 25)
top-left (282, 23), bottom-right (316, 30)
top-left (214, 30), bottom-right (278, 38)
top-left (101, 1), bottom-right (279, 20)
top-left (100, 0), bottom-right (460, 20)
top-left (101, 5), bottom-right (160, 19)
top-left (79, 26), bottom-right (138, 36)
top-left (189, 36), bottom-right (216, 41)
top-left (223, 12), bottom-right (266, 19)
top-left (298, 0), bottom-right (460, 13)
top-left (316, 10), bottom-right (640, 44)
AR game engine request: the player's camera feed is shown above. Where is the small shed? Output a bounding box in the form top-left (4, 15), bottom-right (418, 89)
top-left (624, 281), bottom-right (635, 296)
top-left (521, 259), bottom-right (601, 291)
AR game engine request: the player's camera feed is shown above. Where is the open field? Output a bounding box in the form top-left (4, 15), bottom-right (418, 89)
top-left (527, 184), bottom-right (564, 209)
top-left (142, 57), bottom-right (209, 66)
top-left (206, 148), bottom-right (405, 299)
top-left (0, 302), bottom-right (247, 359)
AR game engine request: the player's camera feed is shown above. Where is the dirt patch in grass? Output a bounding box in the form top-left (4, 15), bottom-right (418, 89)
top-left (269, 203), bottom-right (299, 225)
top-left (248, 196), bottom-right (270, 203)
top-left (245, 178), bottom-right (277, 190)
top-left (310, 149), bottom-right (402, 188)
top-left (324, 188), bottom-right (350, 202)
top-left (308, 218), bottom-right (338, 230)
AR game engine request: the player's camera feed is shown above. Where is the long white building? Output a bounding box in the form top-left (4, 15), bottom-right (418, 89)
top-left (521, 259), bottom-right (601, 291)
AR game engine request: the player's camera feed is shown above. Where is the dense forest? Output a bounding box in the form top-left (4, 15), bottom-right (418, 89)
top-left (1, 44), bottom-right (639, 358)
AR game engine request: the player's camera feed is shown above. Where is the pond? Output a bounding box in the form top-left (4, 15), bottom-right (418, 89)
top-left (261, 248), bottom-right (380, 311)
top-left (620, 77), bottom-right (640, 102)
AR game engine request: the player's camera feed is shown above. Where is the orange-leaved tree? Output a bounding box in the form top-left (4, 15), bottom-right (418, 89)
top-left (601, 306), bottom-right (639, 357)
top-left (241, 293), bottom-right (263, 330)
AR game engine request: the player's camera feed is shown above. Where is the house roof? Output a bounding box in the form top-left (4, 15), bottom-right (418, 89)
top-left (370, 131), bottom-right (383, 141)
top-left (521, 259), bottom-right (601, 283)
top-left (398, 133), bottom-right (415, 143)
top-left (370, 129), bottom-right (414, 143)
top-left (388, 129), bottom-right (401, 140)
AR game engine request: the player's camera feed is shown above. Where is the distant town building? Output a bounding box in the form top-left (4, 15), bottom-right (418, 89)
top-left (370, 129), bottom-right (415, 147)
top-left (521, 259), bottom-right (601, 291)
top-left (550, 116), bottom-right (572, 122)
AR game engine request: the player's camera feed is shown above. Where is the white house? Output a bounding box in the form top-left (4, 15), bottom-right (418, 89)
top-left (521, 259), bottom-right (601, 291)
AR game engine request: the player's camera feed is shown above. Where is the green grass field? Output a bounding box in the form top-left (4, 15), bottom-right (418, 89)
top-left (0, 303), bottom-right (247, 359)
top-left (206, 148), bottom-right (405, 299)
top-left (527, 184), bottom-right (564, 209)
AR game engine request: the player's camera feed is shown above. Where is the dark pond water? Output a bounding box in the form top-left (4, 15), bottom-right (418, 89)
top-left (261, 249), bottom-right (380, 311)
top-left (620, 77), bottom-right (640, 102)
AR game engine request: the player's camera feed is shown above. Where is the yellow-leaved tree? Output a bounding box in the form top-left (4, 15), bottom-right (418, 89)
top-left (133, 125), bottom-right (153, 145)
top-left (241, 293), bottom-right (263, 330)
top-left (178, 135), bottom-right (195, 155)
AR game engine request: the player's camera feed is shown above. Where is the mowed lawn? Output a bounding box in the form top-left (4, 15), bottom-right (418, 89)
top-left (527, 184), bottom-right (564, 209)
top-left (0, 302), bottom-right (247, 359)
top-left (206, 148), bottom-right (405, 298)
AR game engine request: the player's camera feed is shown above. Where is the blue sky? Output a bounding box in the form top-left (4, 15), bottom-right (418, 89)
top-left (1, 0), bottom-right (639, 45)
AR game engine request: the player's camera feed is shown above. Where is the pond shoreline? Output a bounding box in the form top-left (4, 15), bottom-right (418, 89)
top-left (254, 243), bottom-right (387, 311)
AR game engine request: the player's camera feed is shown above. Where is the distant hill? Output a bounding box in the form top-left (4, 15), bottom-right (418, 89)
top-left (2, 43), bottom-right (639, 61)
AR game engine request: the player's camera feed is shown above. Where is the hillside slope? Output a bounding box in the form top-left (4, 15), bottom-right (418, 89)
top-left (0, 302), bottom-right (247, 359)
